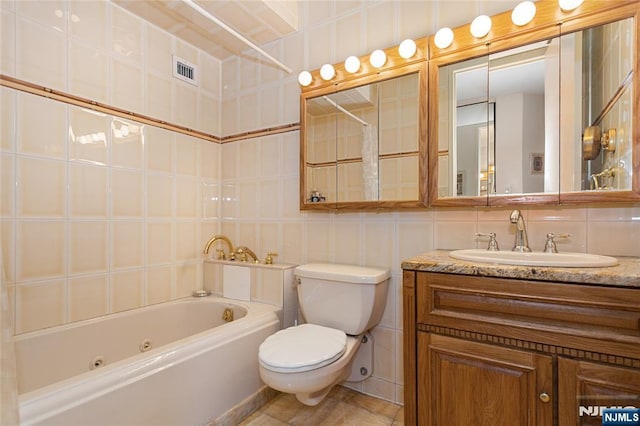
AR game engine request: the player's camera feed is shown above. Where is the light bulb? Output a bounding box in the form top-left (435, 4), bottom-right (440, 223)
top-left (470, 15), bottom-right (492, 38)
top-left (320, 64), bottom-right (335, 80)
top-left (558, 0), bottom-right (584, 11)
top-left (344, 56), bottom-right (361, 73)
top-left (369, 49), bottom-right (387, 68)
top-left (434, 27), bottom-right (454, 49)
top-left (298, 71), bottom-right (312, 86)
top-left (511, 1), bottom-right (536, 26)
top-left (398, 39), bottom-right (417, 59)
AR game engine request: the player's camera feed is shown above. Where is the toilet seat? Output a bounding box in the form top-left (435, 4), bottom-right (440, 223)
top-left (259, 324), bottom-right (347, 373)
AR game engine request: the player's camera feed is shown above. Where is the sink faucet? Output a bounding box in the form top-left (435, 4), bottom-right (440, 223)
top-left (203, 235), bottom-right (234, 259)
top-left (234, 246), bottom-right (259, 263)
top-left (509, 209), bottom-right (531, 252)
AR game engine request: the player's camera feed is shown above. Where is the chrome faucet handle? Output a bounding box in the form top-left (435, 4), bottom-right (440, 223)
top-left (476, 232), bottom-right (500, 251)
top-left (543, 233), bottom-right (572, 253)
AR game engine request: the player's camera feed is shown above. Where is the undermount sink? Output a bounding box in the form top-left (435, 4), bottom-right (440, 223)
top-left (449, 249), bottom-right (618, 268)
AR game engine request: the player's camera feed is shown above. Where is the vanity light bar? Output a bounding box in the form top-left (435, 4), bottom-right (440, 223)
top-left (298, 38), bottom-right (427, 89)
top-left (429, 0), bottom-right (624, 57)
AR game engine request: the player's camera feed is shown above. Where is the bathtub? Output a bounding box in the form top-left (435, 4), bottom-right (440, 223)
top-left (15, 296), bottom-right (281, 425)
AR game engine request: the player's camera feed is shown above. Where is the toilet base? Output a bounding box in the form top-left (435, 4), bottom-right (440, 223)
top-left (294, 366), bottom-right (350, 406)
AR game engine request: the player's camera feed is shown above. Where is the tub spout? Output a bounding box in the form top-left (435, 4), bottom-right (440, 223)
top-left (203, 235), bottom-right (234, 260)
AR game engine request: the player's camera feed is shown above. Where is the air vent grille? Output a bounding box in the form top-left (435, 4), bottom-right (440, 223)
top-left (172, 55), bottom-right (198, 86)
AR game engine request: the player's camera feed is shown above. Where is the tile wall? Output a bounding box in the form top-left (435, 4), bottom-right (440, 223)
top-left (1, 0), bottom-right (222, 334)
top-left (218, 0), bottom-right (640, 405)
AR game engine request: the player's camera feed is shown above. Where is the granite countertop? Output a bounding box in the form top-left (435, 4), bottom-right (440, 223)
top-left (402, 250), bottom-right (640, 288)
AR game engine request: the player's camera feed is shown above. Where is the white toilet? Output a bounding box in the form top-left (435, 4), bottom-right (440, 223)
top-left (258, 263), bottom-right (390, 406)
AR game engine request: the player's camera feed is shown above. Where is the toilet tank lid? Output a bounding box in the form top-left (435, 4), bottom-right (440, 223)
top-left (295, 263), bottom-right (390, 284)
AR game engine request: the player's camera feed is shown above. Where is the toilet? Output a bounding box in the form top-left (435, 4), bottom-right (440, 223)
top-left (258, 263), bottom-right (390, 406)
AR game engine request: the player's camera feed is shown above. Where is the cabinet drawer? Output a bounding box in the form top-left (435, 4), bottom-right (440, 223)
top-left (417, 272), bottom-right (640, 358)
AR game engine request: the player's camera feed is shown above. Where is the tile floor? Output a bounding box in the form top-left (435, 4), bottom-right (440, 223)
top-left (238, 386), bottom-right (404, 425)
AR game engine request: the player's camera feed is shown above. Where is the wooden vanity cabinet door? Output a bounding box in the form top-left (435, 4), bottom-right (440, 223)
top-left (558, 357), bottom-right (640, 426)
top-left (418, 333), bottom-right (553, 426)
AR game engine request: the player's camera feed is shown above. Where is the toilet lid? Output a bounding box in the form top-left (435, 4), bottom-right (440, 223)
top-left (259, 324), bottom-right (347, 373)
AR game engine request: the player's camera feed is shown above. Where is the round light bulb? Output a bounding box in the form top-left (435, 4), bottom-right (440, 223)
top-left (511, 1), bottom-right (536, 26)
top-left (320, 63), bottom-right (335, 80)
top-left (470, 14), bottom-right (492, 38)
top-left (398, 39), bottom-right (417, 59)
top-left (434, 27), bottom-right (454, 49)
top-left (369, 49), bottom-right (387, 68)
top-left (344, 56), bottom-right (361, 73)
top-left (298, 71), bottom-right (312, 86)
top-left (558, 0), bottom-right (584, 11)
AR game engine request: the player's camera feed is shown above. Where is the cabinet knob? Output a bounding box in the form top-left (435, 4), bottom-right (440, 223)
top-left (539, 392), bottom-right (550, 403)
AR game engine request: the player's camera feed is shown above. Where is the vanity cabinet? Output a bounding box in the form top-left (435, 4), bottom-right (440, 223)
top-left (558, 358), bottom-right (640, 426)
top-left (419, 333), bottom-right (552, 425)
top-left (403, 270), bottom-right (640, 425)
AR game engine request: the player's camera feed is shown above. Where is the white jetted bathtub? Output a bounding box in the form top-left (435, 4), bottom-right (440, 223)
top-left (15, 296), bottom-right (281, 425)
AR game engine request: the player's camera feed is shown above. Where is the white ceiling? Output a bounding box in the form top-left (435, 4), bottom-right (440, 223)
top-left (114, 0), bottom-right (299, 60)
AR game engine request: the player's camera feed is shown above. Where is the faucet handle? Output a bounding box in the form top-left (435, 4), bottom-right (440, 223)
top-left (215, 248), bottom-right (226, 260)
top-left (543, 233), bottom-right (572, 253)
top-left (476, 232), bottom-right (500, 251)
top-left (234, 247), bottom-right (248, 262)
top-left (264, 252), bottom-right (278, 265)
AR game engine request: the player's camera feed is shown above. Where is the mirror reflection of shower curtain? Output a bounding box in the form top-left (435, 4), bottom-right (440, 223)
top-left (362, 124), bottom-right (379, 200)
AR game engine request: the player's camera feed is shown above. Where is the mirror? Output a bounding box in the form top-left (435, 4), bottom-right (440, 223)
top-left (435, 53), bottom-right (490, 203)
top-left (300, 63), bottom-right (427, 210)
top-left (560, 16), bottom-right (636, 200)
top-left (429, 3), bottom-right (640, 206)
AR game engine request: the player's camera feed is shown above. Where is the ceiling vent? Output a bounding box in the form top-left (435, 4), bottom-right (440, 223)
top-left (172, 55), bottom-right (198, 86)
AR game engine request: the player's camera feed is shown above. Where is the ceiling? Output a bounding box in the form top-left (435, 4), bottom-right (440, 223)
top-left (114, 0), bottom-right (299, 60)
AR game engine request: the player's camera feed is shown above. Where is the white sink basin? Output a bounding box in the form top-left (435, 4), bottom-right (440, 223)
top-left (449, 249), bottom-right (618, 268)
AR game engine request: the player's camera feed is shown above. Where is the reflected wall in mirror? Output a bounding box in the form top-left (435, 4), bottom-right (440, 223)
top-left (429, 1), bottom-right (639, 206)
top-left (302, 70), bottom-right (424, 209)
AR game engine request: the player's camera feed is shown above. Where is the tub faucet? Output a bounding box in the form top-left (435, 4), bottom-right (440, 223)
top-left (234, 246), bottom-right (259, 263)
top-left (509, 209), bottom-right (531, 252)
top-left (203, 235), bottom-right (234, 260)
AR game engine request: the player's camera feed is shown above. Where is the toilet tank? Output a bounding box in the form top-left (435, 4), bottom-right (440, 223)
top-left (294, 263), bottom-right (390, 335)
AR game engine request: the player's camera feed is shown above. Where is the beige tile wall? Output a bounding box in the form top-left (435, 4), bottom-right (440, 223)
top-left (1, 0), bottom-right (222, 334)
top-left (2, 90), bottom-right (220, 334)
top-left (218, 0), bottom-right (640, 405)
